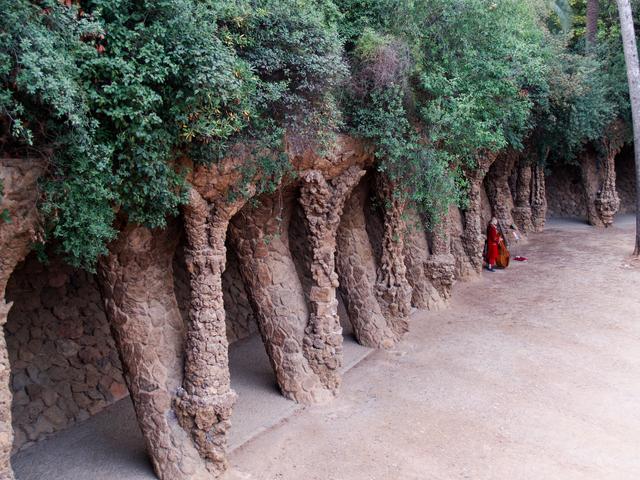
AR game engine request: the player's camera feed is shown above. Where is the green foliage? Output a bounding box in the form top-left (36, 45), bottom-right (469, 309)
top-left (1, 0), bottom-right (636, 268)
top-left (221, 0), bottom-right (348, 152)
top-left (536, 46), bottom-right (618, 163)
top-left (340, 0), bottom-right (552, 224)
top-left (536, 0), bottom-right (632, 165)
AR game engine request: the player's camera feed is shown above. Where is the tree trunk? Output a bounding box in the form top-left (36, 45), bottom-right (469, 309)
top-left (615, 0), bottom-right (640, 254)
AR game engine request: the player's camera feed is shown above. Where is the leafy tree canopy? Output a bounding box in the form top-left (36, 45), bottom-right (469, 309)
top-left (0, 0), bottom-right (636, 267)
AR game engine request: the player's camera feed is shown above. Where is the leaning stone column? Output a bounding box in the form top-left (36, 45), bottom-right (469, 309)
top-left (173, 190), bottom-right (245, 475)
top-left (462, 151), bottom-right (498, 274)
top-left (430, 212), bottom-right (451, 257)
top-left (336, 180), bottom-right (401, 349)
top-left (424, 209), bottom-right (456, 303)
top-left (595, 146), bottom-right (621, 227)
top-left (0, 158), bottom-right (43, 480)
top-left (374, 173), bottom-right (412, 331)
top-left (485, 149), bottom-right (519, 231)
top-left (512, 161), bottom-right (534, 233)
top-left (229, 190), bottom-right (334, 404)
top-left (403, 210), bottom-right (435, 310)
top-left (98, 223), bottom-right (211, 480)
top-left (579, 147), bottom-right (605, 227)
top-left (531, 162), bottom-right (548, 232)
top-left (298, 167), bottom-right (365, 391)
top-left (403, 208), bottom-right (455, 311)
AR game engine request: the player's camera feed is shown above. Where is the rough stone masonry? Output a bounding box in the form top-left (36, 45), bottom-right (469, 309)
top-left (2, 132), bottom-right (634, 480)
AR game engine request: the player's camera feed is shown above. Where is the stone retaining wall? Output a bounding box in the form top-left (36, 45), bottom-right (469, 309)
top-left (616, 149), bottom-right (637, 214)
top-left (546, 152), bottom-right (636, 220)
top-left (7, 243), bottom-right (261, 453)
top-left (545, 163), bottom-right (586, 218)
top-left (5, 253), bottom-right (127, 453)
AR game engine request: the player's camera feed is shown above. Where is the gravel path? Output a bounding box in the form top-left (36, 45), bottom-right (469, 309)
top-left (225, 216), bottom-right (640, 480)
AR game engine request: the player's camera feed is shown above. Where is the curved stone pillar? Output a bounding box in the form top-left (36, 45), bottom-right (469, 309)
top-left (430, 211), bottom-right (451, 257)
top-left (485, 149), bottom-right (519, 231)
top-left (229, 190), bottom-right (333, 404)
top-left (580, 148), bottom-right (605, 227)
top-left (336, 180), bottom-right (400, 349)
top-left (461, 151), bottom-right (498, 275)
top-left (173, 190), bottom-right (245, 476)
top-left (595, 149), bottom-right (621, 227)
top-left (531, 163), bottom-right (548, 232)
top-left (403, 210), bottom-right (450, 310)
top-left (0, 158), bottom-right (43, 480)
top-left (513, 161), bottom-right (534, 233)
top-left (424, 208), bottom-right (456, 301)
top-left (298, 167), bottom-right (365, 391)
top-left (374, 174), bottom-right (412, 327)
top-left (98, 223), bottom-right (212, 480)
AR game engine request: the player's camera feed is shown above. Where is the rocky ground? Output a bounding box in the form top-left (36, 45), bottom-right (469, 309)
top-left (225, 216), bottom-right (640, 480)
top-left (12, 216), bottom-right (640, 480)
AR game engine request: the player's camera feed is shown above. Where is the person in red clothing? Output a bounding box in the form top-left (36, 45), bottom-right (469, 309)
top-left (486, 217), bottom-right (500, 272)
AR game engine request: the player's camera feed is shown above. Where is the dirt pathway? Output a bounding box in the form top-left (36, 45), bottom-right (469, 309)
top-left (225, 217), bottom-right (640, 480)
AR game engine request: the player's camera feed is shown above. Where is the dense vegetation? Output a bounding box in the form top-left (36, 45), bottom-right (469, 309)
top-left (0, 0), bottom-right (635, 269)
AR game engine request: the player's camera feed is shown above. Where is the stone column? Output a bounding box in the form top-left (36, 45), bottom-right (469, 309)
top-left (485, 149), bottom-right (519, 231)
top-left (229, 189), bottom-right (334, 404)
top-left (580, 148), bottom-right (605, 227)
top-left (0, 158), bottom-right (43, 480)
top-left (174, 190), bottom-right (245, 476)
top-left (97, 223), bottom-right (211, 480)
top-left (430, 212), bottom-right (451, 257)
top-left (403, 209), bottom-right (454, 311)
top-left (595, 148), bottom-right (621, 227)
top-left (462, 152), bottom-right (498, 274)
top-left (531, 162), bottom-right (548, 232)
top-left (336, 180), bottom-right (400, 349)
top-left (403, 210), bottom-right (435, 310)
top-left (512, 161), bottom-right (534, 233)
top-left (298, 167), bottom-right (365, 392)
top-left (424, 209), bottom-right (457, 302)
top-left (374, 173), bottom-right (412, 328)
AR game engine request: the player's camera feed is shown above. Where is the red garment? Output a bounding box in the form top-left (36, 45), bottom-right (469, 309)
top-left (486, 223), bottom-right (499, 266)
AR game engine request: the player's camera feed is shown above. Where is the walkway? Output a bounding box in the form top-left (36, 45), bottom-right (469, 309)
top-left (226, 217), bottom-right (640, 480)
top-left (13, 217), bottom-right (640, 480)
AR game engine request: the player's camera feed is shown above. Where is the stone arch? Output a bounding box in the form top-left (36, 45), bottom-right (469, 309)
top-left (403, 208), bottom-right (456, 311)
top-left (484, 149), bottom-right (519, 232)
top-left (5, 252), bottom-right (127, 455)
top-left (334, 171), bottom-right (411, 349)
top-left (0, 157), bottom-right (45, 479)
top-left (228, 185), bottom-right (340, 404)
